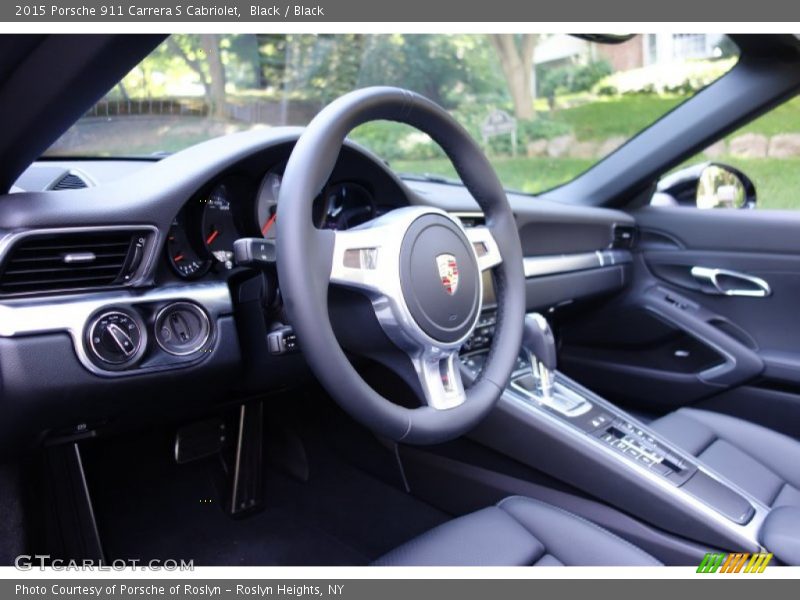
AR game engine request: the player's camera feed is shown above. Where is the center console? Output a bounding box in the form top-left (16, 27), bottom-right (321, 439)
top-left (459, 306), bottom-right (769, 552)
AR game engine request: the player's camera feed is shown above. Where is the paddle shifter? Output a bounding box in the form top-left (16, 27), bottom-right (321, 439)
top-left (521, 313), bottom-right (558, 400)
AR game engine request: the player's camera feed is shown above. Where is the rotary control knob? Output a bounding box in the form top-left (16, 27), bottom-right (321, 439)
top-left (85, 309), bottom-right (146, 369)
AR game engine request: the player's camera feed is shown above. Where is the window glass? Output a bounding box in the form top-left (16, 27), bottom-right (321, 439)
top-left (46, 34), bottom-right (738, 195)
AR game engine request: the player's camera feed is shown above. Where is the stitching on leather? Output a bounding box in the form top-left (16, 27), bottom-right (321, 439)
top-left (497, 495), bottom-right (659, 564)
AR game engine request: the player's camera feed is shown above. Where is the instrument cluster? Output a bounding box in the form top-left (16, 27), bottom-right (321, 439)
top-left (165, 170), bottom-right (380, 279)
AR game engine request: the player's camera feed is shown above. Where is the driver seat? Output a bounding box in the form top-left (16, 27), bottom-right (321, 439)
top-left (374, 495), bottom-right (660, 566)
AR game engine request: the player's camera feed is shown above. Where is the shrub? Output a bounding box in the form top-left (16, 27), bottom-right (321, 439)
top-left (519, 118), bottom-right (573, 141)
top-left (596, 85), bottom-right (618, 96)
top-left (539, 60), bottom-right (613, 101)
top-left (349, 121), bottom-right (444, 162)
top-left (487, 117), bottom-right (573, 155)
top-left (593, 57), bottom-right (737, 96)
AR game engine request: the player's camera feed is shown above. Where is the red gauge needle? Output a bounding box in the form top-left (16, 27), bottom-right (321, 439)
top-left (206, 229), bottom-right (220, 246)
top-left (261, 213), bottom-right (277, 236)
top-left (173, 254), bottom-right (185, 263)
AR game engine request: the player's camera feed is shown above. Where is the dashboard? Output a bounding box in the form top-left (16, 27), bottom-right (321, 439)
top-left (0, 127), bottom-right (634, 452)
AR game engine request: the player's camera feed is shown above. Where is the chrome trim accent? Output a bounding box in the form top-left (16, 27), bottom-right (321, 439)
top-left (0, 225), bottom-right (161, 294)
top-left (449, 211), bottom-right (485, 224)
top-left (509, 377), bottom-right (593, 417)
top-left (330, 206), bottom-right (501, 410)
top-left (464, 226), bottom-right (503, 271)
top-left (523, 249), bottom-right (632, 278)
top-left (499, 369), bottom-right (769, 551)
top-left (0, 282), bottom-right (232, 377)
top-left (86, 309), bottom-right (146, 368)
top-left (691, 266), bottom-right (772, 298)
top-left (63, 252), bottom-right (96, 264)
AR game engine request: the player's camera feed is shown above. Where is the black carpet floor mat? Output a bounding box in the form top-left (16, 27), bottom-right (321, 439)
top-left (82, 426), bottom-right (448, 566)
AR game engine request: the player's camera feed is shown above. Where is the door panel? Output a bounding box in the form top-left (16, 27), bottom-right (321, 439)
top-left (557, 206), bottom-right (800, 439)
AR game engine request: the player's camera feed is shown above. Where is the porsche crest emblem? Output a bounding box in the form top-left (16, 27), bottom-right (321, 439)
top-left (436, 254), bottom-right (459, 295)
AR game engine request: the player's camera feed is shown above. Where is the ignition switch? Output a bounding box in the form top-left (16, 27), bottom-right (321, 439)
top-left (154, 302), bottom-right (212, 356)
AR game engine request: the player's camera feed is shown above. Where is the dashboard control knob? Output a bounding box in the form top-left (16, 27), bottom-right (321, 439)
top-left (85, 309), bottom-right (145, 369)
top-left (154, 302), bottom-right (211, 356)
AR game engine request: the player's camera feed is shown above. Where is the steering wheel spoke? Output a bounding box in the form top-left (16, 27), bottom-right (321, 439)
top-left (464, 226), bottom-right (502, 271)
top-left (328, 222), bottom-right (399, 296)
top-left (411, 349), bottom-right (466, 410)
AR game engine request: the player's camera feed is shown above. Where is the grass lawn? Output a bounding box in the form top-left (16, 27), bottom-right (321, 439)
top-left (711, 157), bottom-right (800, 210)
top-left (554, 95), bottom-right (800, 142)
top-left (556, 96), bottom-right (684, 141)
top-left (393, 156), bottom-right (595, 195)
top-left (396, 156), bottom-right (800, 210)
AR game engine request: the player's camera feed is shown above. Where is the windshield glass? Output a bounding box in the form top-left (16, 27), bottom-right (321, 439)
top-left (45, 34), bottom-right (738, 194)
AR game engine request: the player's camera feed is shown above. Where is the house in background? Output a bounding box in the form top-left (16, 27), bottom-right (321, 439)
top-left (534, 33), bottom-right (727, 76)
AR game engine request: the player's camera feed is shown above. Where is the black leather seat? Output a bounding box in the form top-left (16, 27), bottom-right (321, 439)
top-left (374, 496), bottom-right (660, 566)
top-left (650, 408), bottom-right (800, 509)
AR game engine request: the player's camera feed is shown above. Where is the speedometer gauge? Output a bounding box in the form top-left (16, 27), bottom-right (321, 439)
top-left (201, 182), bottom-right (239, 268)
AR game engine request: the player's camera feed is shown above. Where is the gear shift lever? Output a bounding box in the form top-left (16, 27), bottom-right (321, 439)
top-left (522, 313), bottom-right (557, 400)
top-left (512, 313), bottom-right (590, 416)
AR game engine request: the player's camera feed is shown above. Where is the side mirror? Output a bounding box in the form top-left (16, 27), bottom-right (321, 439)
top-left (653, 162), bottom-right (757, 209)
top-left (697, 164), bottom-right (755, 209)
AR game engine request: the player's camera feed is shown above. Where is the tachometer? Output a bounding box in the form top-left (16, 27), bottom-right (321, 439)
top-left (167, 214), bottom-right (211, 279)
top-left (255, 172), bottom-right (281, 240)
top-left (318, 183), bottom-right (376, 230)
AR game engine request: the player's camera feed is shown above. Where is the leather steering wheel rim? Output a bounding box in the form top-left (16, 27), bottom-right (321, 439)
top-left (276, 87), bottom-right (526, 445)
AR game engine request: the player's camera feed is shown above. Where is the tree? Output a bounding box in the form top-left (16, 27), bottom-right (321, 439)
top-left (166, 35), bottom-right (227, 119)
top-left (488, 34), bottom-right (538, 120)
top-left (356, 35), bottom-right (483, 109)
top-left (201, 35), bottom-right (227, 118)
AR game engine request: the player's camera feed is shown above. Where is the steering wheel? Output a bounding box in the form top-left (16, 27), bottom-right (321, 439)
top-left (276, 87), bottom-right (526, 445)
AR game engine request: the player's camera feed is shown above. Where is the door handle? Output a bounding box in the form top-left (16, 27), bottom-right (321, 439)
top-left (690, 266), bottom-right (772, 298)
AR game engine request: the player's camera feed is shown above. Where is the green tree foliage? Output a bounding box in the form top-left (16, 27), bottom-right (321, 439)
top-left (113, 34), bottom-right (508, 112)
top-left (539, 60), bottom-right (612, 107)
top-left (356, 34), bottom-right (503, 109)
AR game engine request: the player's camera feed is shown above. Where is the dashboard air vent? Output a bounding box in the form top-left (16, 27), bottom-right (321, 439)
top-left (611, 224), bottom-right (637, 249)
top-left (0, 230), bottom-right (148, 295)
top-left (51, 172), bottom-right (89, 190)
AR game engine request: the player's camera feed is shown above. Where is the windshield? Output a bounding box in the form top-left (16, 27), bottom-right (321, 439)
top-left (45, 34), bottom-right (738, 194)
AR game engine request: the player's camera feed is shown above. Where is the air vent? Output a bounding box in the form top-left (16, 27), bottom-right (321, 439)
top-left (454, 213), bottom-right (485, 228)
top-left (611, 224), bottom-right (637, 249)
top-left (51, 172), bottom-right (88, 190)
top-left (0, 230), bottom-right (148, 295)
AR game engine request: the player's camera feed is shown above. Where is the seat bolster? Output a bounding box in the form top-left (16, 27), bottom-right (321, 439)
top-left (373, 506), bottom-right (545, 566)
top-left (374, 497), bottom-right (661, 566)
top-left (670, 409), bottom-right (800, 489)
top-left (649, 410), bottom-right (716, 455)
top-left (498, 496), bottom-right (661, 566)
